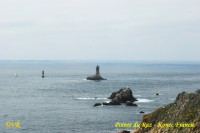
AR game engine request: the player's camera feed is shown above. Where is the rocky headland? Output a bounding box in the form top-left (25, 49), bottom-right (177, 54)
top-left (122, 90), bottom-right (200, 133)
top-left (94, 88), bottom-right (137, 106)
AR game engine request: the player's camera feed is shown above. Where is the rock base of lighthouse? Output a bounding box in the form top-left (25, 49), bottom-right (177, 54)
top-left (86, 75), bottom-right (106, 80)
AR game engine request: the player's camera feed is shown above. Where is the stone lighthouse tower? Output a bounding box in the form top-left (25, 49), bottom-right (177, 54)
top-left (86, 65), bottom-right (106, 80)
top-left (96, 65), bottom-right (100, 76)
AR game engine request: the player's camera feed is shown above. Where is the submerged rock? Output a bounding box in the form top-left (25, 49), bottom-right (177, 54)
top-left (93, 103), bottom-right (102, 107)
top-left (117, 130), bottom-right (130, 133)
top-left (139, 111), bottom-right (145, 114)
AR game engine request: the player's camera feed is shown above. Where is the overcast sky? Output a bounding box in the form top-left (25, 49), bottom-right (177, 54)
top-left (0, 0), bottom-right (200, 61)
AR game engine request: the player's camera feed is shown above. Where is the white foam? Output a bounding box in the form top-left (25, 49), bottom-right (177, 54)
top-left (136, 98), bottom-right (153, 103)
top-left (75, 97), bottom-right (107, 100)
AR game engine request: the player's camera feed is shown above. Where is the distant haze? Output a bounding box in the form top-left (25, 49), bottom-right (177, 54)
top-left (0, 0), bottom-right (200, 61)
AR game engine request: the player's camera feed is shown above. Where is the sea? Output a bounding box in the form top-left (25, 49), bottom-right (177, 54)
top-left (0, 61), bottom-right (200, 133)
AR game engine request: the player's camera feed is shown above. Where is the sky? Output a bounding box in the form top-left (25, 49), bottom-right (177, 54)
top-left (0, 0), bottom-right (200, 61)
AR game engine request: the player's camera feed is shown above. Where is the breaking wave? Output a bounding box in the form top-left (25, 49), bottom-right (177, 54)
top-left (75, 97), bottom-right (107, 100)
top-left (136, 98), bottom-right (153, 103)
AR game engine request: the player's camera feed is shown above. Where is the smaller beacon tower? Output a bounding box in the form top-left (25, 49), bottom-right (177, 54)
top-left (96, 65), bottom-right (100, 76)
top-left (42, 70), bottom-right (45, 78)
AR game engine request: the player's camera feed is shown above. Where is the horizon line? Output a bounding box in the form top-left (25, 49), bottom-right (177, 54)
top-left (0, 59), bottom-right (200, 63)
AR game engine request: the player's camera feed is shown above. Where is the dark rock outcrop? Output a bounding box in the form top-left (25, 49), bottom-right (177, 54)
top-left (94, 87), bottom-right (137, 106)
top-left (93, 103), bottom-right (102, 107)
top-left (126, 101), bottom-right (138, 106)
top-left (132, 90), bottom-right (200, 133)
top-left (117, 130), bottom-right (130, 133)
top-left (108, 88), bottom-right (137, 103)
top-left (87, 75), bottom-right (106, 80)
top-left (139, 111), bottom-right (145, 114)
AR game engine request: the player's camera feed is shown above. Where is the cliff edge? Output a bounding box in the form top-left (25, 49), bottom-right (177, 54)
top-left (131, 90), bottom-right (200, 133)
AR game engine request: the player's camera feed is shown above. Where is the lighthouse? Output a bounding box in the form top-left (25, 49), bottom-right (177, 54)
top-left (96, 65), bottom-right (100, 76)
top-left (86, 65), bottom-right (106, 80)
top-left (42, 70), bottom-right (45, 78)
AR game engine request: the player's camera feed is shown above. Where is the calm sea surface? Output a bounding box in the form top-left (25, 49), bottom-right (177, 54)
top-left (0, 61), bottom-right (200, 133)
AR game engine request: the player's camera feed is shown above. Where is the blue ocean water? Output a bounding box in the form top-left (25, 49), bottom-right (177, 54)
top-left (0, 61), bottom-right (200, 133)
